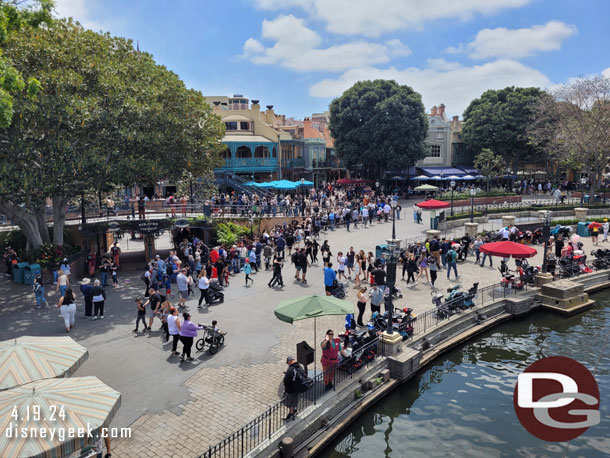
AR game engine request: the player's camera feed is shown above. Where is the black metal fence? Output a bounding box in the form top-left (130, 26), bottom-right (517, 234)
top-left (199, 338), bottom-right (386, 458)
top-left (410, 282), bottom-right (531, 336)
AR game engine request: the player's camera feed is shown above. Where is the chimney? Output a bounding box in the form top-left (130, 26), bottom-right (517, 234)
top-left (251, 99), bottom-right (260, 113)
top-left (265, 105), bottom-right (275, 124)
top-left (438, 103), bottom-right (445, 116)
top-left (452, 115), bottom-right (459, 122)
top-left (431, 105), bottom-right (438, 116)
top-left (212, 100), bottom-right (221, 113)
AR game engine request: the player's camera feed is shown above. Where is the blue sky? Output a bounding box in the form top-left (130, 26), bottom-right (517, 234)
top-left (55, 0), bottom-right (609, 119)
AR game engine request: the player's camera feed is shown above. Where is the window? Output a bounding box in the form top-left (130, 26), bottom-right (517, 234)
top-left (429, 145), bottom-right (441, 157)
top-left (240, 121), bottom-right (250, 130)
top-left (225, 121), bottom-right (237, 130)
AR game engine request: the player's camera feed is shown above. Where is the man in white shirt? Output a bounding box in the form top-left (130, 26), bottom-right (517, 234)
top-left (337, 252), bottom-right (347, 281)
top-left (198, 273), bottom-right (209, 308)
top-left (383, 203), bottom-right (391, 222)
top-left (500, 227), bottom-right (510, 240)
top-left (603, 219), bottom-right (609, 242)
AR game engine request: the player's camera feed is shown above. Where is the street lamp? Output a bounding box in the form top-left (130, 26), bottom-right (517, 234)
top-left (301, 178), bottom-right (305, 216)
top-left (249, 215), bottom-right (254, 239)
top-left (383, 200), bottom-right (400, 335)
top-left (541, 211), bottom-right (552, 273)
top-left (470, 188), bottom-right (476, 223)
top-left (450, 180), bottom-right (456, 217)
top-left (580, 177), bottom-right (587, 206)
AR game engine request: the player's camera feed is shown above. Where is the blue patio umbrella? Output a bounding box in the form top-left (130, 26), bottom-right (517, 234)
top-left (294, 180), bottom-right (314, 186)
top-left (428, 175), bottom-right (443, 181)
top-left (412, 175), bottom-right (430, 181)
top-left (461, 175), bottom-right (476, 180)
top-left (270, 180), bottom-right (299, 190)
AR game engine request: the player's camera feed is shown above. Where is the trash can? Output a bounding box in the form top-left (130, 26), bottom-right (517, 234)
top-left (376, 244), bottom-right (388, 259)
top-left (594, 195), bottom-right (601, 203)
top-left (13, 262), bottom-right (29, 284)
top-left (584, 194), bottom-right (590, 204)
top-left (23, 263), bottom-right (41, 286)
top-left (577, 222), bottom-right (590, 237)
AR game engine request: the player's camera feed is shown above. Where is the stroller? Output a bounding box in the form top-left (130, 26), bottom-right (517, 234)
top-left (207, 279), bottom-right (225, 304)
top-left (332, 282), bottom-right (346, 299)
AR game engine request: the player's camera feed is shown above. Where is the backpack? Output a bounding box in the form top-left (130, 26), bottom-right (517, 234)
top-left (166, 262), bottom-right (174, 277)
top-left (291, 252), bottom-right (298, 265)
top-left (291, 365), bottom-right (311, 393)
top-left (449, 250), bottom-right (457, 263)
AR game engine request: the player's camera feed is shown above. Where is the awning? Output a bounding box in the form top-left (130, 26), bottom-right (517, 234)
top-left (222, 135), bottom-right (275, 143)
top-left (419, 167), bottom-right (466, 177)
top-left (458, 167), bottom-right (479, 175)
top-left (221, 114), bottom-right (251, 122)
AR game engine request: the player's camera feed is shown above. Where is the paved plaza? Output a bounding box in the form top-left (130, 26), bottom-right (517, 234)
top-left (0, 200), bottom-right (602, 457)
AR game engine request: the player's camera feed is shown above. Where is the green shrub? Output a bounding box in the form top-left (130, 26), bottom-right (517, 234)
top-left (446, 211), bottom-right (483, 221)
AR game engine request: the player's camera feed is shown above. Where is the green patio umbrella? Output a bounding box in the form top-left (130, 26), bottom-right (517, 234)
top-left (275, 295), bottom-right (354, 374)
top-left (414, 184), bottom-right (439, 191)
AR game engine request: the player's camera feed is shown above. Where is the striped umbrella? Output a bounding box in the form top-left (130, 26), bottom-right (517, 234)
top-left (0, 336), bottom-right (89, 391)
top-left (0, 376), bottom-right (121, 458)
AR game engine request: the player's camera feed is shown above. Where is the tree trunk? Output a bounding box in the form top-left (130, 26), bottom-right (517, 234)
top-left (35, 204), bottom-right (51, 244)
top-left (52, 196), bottom-right (67, 247)
top-left (0, 201), bottom-right (44, 252)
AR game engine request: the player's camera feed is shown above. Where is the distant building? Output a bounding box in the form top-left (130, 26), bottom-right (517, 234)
top-left (207, 95), bottom-right (282, 183)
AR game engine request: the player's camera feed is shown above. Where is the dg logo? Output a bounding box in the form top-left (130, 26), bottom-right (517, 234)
top-left (514, 356), bottom-right (600, 441)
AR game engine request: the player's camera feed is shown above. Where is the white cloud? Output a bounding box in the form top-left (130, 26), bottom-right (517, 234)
top-left (54, 0), bottom-right (107, 31)
top-left (449, 21), bottom-right (577, 59)
top-left (309, 59), bottom-right (551, 116)
top-left (242, 15), bottom-right (411, 72)
top-left (254, 0), bottom-right (532, 37)
top-left (603, 68), bottom-right (610, 80)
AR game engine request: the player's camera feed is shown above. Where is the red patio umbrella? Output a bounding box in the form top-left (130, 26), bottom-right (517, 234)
top-left (479, 241), bottom-right (537, 258)
top-left (416, 199), bottom-right (450, 209)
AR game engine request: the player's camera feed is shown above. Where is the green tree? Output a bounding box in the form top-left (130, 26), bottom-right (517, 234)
top-left (462, 86), bottom-right (545, 169)
top-left (329, 79), bottom-right (428, 179)
top-left (0, 0), bottom-right (52, 127)
top-left (0, 20), bottom-right (224, 250)
top-left (474, 148), bottom-right (505, 191)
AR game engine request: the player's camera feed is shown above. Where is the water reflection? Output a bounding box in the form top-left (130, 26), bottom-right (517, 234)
top-left (322, 292), bottom-right (610, 458)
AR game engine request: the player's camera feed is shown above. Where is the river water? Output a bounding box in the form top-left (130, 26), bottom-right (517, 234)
top-left (321, 291), bottom-right (610, 458)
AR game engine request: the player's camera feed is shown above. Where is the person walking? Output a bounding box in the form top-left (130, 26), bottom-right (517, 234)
top-left (337, 252), bottom-right (347, 282)
top-left (446, 246), bottom-right (459, 280)
top-left (321, 329), bottom-right (347, 390)
top-left (91, 279), bottom-right (106, 320)
top-left (176, 269), bottom-right (189, 309)
top-left (56, 270), bottom-right (69, 297)
top-left (244, 259), bottom-right (253, 286)
top-left (356, 288), bottom-right (368, 326)
top-left (283, 356), bottom-right (303, 421)
top-left (268, 256), bottom-right (284, 288)
top-left (167, 307), bottom-right (181, 355)
top-left (429, 237), bottom-right (442, 270)
top-left (405, 253), bottom-right (418, 286)
top-left (197, 271), bottom-right (209, 309)
top-left (80, 278), bottom-right (94, 318)
top-left (133, 297), bottom-right (148, 333)
top-left (428, 254), bottom-right (438, 288)
top-left (146, 288), bottom-right (162, 330)
top-left (473, 236), bottom-right (484, 265)
top-left (604, 219), bottom-right (609, 242)
top-left (415, 250), bottom-right (430, 284)
top-left (298, 248), bottom-right (310, 283)
top-left (179, 313), bottom-right (203, 362)
top-left (56, 288), bottom-right (76, 333)
top-left (33, 273), bottom-right (48, 309)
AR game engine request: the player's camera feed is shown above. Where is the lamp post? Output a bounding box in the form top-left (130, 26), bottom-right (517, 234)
top-left (384, 200), bottom-right (399, 335)
top-left (301, 178), bottom-right (305, 216)
top-left (450, 180), bottom-right (456, 216)
top-left (470, 188), bottom-right (476, 223)
top-left (249, 215), bottom-right (254, 239)
top-left (580, 177), bottom-right (587, 206)
top-left (541, 211), bottom-right (552, 273)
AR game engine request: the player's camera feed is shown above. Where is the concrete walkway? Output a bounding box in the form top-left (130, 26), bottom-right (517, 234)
top-left (0, 199), bottom-right (600, 458)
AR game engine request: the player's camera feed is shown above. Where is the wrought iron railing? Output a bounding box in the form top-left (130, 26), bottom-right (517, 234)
top-left (199, 337), bottom-right (386, 458)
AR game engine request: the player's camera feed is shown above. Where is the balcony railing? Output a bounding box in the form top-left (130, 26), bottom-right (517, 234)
top-left (282, 158), bottom-right (305, 168)
top-left (220, 158), bottom-right (278, 168)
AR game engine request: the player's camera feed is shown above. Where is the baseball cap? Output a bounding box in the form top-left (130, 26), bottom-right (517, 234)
top-left (286, 356), bottom-right (295, 363)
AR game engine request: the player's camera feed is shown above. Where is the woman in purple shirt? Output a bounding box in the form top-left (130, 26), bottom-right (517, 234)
top-left (179, 312), bottom-right (203, 362)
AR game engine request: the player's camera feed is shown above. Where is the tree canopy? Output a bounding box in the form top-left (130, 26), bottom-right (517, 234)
top-left (461, 86), bottom-right (545, 168)
top-left (0, 18), bottom-right (224, 251)
top-left (473, 148), bottom-right (505, 191)
top-left (329, 79), bottom-right (428, 179)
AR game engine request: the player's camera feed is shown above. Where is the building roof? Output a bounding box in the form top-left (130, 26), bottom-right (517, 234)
top-left (221, 114), bottom-right (251, 122)
top-left (222, 135), bottom-right (275, 143)
top-left (419, 166), bottom-right (467, 177)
